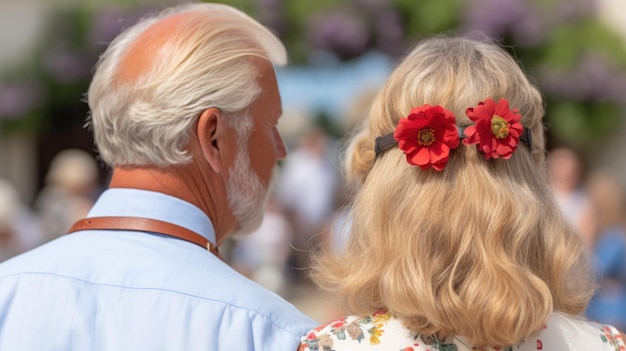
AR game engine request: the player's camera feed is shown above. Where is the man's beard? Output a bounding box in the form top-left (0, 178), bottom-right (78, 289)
top-left (226, 145), bottom-right (276, 237)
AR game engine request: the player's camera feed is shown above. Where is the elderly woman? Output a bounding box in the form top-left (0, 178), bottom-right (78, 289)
top-left (298, 36), bottom-right (626, 351)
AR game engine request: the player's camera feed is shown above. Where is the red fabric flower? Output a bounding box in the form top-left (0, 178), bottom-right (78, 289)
top-left (463, 98), bottom-right (523, 160)
top-left (331, 320), bottom-right (345, 328)
top-left (393, 104), bottom-right (460, 171)
top-left (372, 309), bottom-right (388, 316)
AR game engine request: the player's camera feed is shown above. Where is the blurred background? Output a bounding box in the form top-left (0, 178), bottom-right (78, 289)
top-left (1, 0), bottom-right (626, 327)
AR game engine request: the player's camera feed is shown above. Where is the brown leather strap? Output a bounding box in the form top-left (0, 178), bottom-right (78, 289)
top-left (68, 216), bottom-right (219, 257)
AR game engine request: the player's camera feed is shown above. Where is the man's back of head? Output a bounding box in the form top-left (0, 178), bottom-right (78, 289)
top-left (87, 2), bottom-right (287, 167)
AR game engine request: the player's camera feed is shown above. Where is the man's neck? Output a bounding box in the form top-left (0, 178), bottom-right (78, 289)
top-left (108, 164), bottom-right (235, 245)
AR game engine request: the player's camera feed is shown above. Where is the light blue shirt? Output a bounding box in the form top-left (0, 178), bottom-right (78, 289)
top-left (0, 188), bottom-right (317, 350)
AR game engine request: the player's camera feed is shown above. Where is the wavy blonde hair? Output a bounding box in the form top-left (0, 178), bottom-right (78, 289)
top-left (310, 36), bottom-right (595, 348)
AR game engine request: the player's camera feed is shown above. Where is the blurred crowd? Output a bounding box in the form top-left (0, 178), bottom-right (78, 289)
top-left (1, 136), bottom-right (625, 328)
top-left (0, 149), bottom-right (100, 262)
top-left (548, 146), bottom-right (626, 330)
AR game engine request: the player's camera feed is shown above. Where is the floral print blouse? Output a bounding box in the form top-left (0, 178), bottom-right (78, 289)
top-left (299, 311), bottom-right (626, 351)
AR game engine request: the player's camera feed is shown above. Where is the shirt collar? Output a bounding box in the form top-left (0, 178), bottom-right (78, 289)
top-left (87, 188), bottom-right (217, 247)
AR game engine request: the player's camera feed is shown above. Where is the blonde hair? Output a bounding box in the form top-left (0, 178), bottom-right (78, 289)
top-left (87, 3), bottom-right (286, 166)
top-left (311, 36), bottom-right (594, 348)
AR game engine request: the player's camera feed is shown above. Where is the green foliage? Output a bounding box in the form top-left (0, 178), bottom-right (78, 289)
top-left (548, 100), bottom-right (621, 146)
top-left (542, 19), bottom-right (626, 70)
top-left (394, 0), bottom-right (462, 36)
top-left (202, 0), bottom-right (253, 14)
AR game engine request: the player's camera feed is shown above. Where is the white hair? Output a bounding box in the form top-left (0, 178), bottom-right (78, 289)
top-left (87, 2), bottom-right (287, 166)
top-left (227, 140), bottom-right (267, 235)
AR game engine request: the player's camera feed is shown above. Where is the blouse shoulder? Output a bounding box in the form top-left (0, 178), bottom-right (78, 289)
top-left (298, 311), bottom-right (626, 351)
top-left (527, 312), bottom-right (626, 351)
top-left (298, 310), bottom-right (465, 351)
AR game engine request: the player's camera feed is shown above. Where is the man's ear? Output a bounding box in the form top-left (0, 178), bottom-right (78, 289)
top-left (196, 108), bottom-right (223, 174)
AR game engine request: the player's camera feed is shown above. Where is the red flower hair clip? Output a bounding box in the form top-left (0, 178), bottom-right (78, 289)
top-left (373, 99), bottom-right (532, 170)
top-left (391, 104), bottom-right (459, 171)
top-left (462, 98), bottom-right (524, 160)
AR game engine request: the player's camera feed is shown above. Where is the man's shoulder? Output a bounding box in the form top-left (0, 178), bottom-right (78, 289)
top-left (0, 238), bottom-right (57, 277)
top-left (182, 258), bottom-right (318, 334)
top-left (0, 232), bottom-right (317, 337)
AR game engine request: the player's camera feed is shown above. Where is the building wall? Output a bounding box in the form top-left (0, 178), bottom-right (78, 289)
top-left (596, 0), bottom-right (626, 184)
top-left (0, 0), bottom-right (44, 67)
top-left (599, 0), bottom-right (626, 35)
top-left (0, 0), bottom-right (47, 201)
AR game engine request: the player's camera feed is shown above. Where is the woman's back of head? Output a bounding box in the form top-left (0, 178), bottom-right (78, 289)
top-left (311, 35), bottom-right (594, 348)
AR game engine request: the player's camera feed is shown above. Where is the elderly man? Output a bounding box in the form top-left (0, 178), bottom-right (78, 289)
top-left (0, 3), bottom-right (317, 350)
